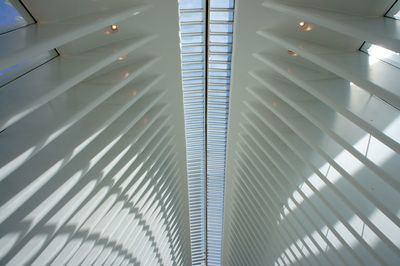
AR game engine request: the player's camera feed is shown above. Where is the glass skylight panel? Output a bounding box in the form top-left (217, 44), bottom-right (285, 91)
top-left (210, 0), bottom-right (234, 8)
top-left (385, 1), bottom-right (400, 19)
top-left (179, 1), bottom-right (207, 265)
top-left (210, 23), bottom-right (233, 33)
top-left (210, 11), bottom-right (234, 21)
top-left (209, 54), bottom-right (231, 61)
top-left (210, 45), bottom-right (232, 53)
top-left (181, 24), bottom-right (204, 34)
top-left (207, 0), bottom-right (235, 265)
top-left (0, 1), bottom-right (57, 87)
top-left (209, 62), bottom-right (231, 69)
top-left (0, 0), bottom-right (33, 33)
top-left (361, 43), bottom-right (400, 69)
top-left (182, 46), bottom-right (204, 53)
top-left (209, 72), bottom-right (230, 78)
top-left (182, 63), bottom-right (204, 70)
top-left (0, 51), bottom-right (58, 87)
top-left (181, 35), bottom-right (204, 44)
top-left (359, 4), bottom-right (400, 70)
top-left (210, 34), bottom-right (233, 43)
top-left (182, 54), bottom-right (204, 62)
top-left (180, 0), bottom-right (203, 9)
top-left (179, 1), bottom-right (235, 265)
top-left (180, 12), bottom-right (204, 22)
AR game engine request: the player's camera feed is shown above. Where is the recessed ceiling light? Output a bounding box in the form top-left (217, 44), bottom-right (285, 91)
top-left (287, 50), bottom-right (298, 57)
top-left (298, 21), bottom-right (312, 31)
top-left (110, 24), bottom-right (118, 32)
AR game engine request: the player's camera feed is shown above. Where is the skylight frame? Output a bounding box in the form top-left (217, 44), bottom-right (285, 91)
top-left (179, 1), bottom-right (234, 265)
top-left (178, 1), bottom-right (207, 266)
top-left (206, 1), bottom-right (235, 265)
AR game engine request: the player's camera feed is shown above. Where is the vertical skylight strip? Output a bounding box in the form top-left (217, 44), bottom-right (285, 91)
top-left (178, 1), bottom-right (207, 265)
top-left (207, 0), bottom-right (235, 265)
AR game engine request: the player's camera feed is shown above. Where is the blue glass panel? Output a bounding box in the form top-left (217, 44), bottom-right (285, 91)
top-left (210, 45), bottom-right (232, 53)
top-left (180, 0), bottom-right (204, 9)
top-left (180, 11), bottom-right (203, 22)
top-left (210, 11), bottom-right (234, 21)
top-left (182, 54), bottom-right (204, 62)
top-left (209, 35), bottom-right (233, 43)
top-left (0, 0), bottom-right (30, 33)
top-left (181, 35), bottom-right (204, 44)
top-left (209, 63), bottom-right (231, 69)
top-left (181, 24), bottom-right (204, 33)
top-left (210, 23), bottom-right (233, 33)
top-left (210, 0), bottom-right (234, 8)
top-left (182, 63), bottom-right (204, 70)
top-left (209, 54), bottom-right (231, 61)
top-left (0, 51), bottom-right (57, 87)
top-left (181, 45), bottom-right (204, 53)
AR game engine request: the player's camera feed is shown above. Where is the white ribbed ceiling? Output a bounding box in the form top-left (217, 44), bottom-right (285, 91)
top-left (223, 0), bottom-right (400, 265)
top-left (0, 0), bottom-right (191, 265)
top-left (1, 0), bottom-right (400, 265)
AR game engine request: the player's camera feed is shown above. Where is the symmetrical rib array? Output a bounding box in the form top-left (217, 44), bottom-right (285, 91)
top-left (0, 1), bottom-right (191, 265)
top-left (223, 0), bottom-right (400, 265)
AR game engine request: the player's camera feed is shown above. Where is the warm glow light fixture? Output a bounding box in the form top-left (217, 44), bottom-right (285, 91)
top-left (288, 50), bottom-right (298, 56)
top-left (298, 21), bottom-right (312, 31)
top-left (110, 24), bottom-right (119, 31)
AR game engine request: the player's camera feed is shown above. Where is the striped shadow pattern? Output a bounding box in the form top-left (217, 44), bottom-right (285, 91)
top-left (0, 1), bottom-right (191, 265)
top-left (222, 0), bottom-right (400, 265)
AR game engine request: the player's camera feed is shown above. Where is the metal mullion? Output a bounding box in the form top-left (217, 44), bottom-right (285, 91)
top-left (182, 83), bottom-right (205, 88)
top-left (181, 32), bottom-right (204, 37)
top-left (179, 8), bottom-right (205, 13)
top-left (208, 42), bottom-right (233, 46)
top-left (181, 52), bottom-right (204, 56)
top-left (208, 51), bottom-right (232, 56)
top-left (209, 20), bottom-right (233, 24)
top-left (183, 77), bottom-right (205, 82)
top-left (208, 61), bottom-right (231, 65)
top-left (180, 21), bottom-right (204, 26)
top-left (181, 42), bottom-right (206, 47)
top-left (182, 69), bottom-right (204, 74)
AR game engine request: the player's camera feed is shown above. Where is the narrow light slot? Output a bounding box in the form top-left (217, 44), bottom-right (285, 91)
top-left (207, 0), bottom-right (235, 265)
top-left (178, 1), bottom-right (207, 266)
top-left (361, 43), bottom-right (400, 69)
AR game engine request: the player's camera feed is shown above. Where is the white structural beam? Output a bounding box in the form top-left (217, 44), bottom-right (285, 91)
top-left (0, 4), bottom-right (150, 70)
top-left (257, 30), bottom-right (400, 109)
top-left (0, 36), bottom-right (155, 131)
top-left (252, 53), bottom-right (400, 154)
top-left (263, 0), bottom-right (400, 52)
